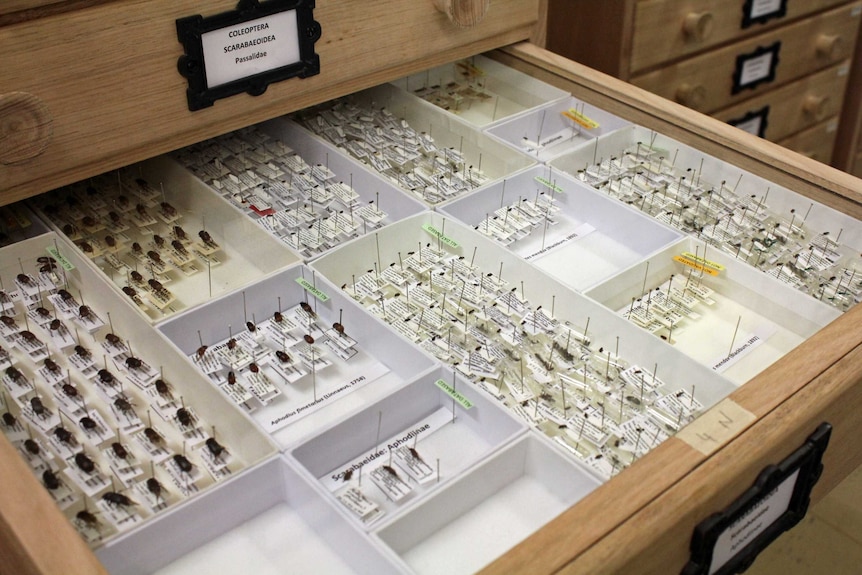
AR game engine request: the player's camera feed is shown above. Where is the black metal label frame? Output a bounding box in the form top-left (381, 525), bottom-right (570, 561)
top-left (682, 422), bottom-right (832, 575)
top-left (728, 106), bottom-right (770, 139)
top-left (732, 42), bottom-right (781, 95)
top-left (741, 0), bottom-right (788, 29)
top-left (177, 0), bottom-right (321, 111)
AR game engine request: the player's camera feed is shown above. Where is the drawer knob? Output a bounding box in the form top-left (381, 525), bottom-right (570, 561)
top-left (803, 94), bottom-right (829, 121)
top-left (675, 83), bottom-right (707, 110)
top-left (434, 0), bottom-right (490, 28)
top-left (0, 92), bottom-right (53, 165)
top-left (815, 34), bottom-right (843, 59)
top-left (682, 12), bottom-right (714, 43)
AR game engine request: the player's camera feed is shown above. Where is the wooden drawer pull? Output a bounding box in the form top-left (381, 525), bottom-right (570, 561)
top-left (682, 11), bottom-right (714, 43)
top-left (433, 0), bottom-right (490, 28)
top-left (675, 83), bottom-right (707, 110)
top-left (802, 94), bottom-right (830, 121)
top-left (0, 92), bottom-right (53, 165)
top-left (815, 34), bottom-right (843, 59)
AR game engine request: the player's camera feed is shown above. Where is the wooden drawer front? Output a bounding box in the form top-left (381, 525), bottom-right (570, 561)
top-left (631, 0), bottom-right (851, 74)
top-left (631, 2), bottom-right (861, 113)
top-left (0, 0), bottom-right (538, 205)
top-left (853, 152), bottom-right (862, 177)
top-left (713, 62), bottom-right (850, 142)
top-left (777, 117), bottom-right (839, 164)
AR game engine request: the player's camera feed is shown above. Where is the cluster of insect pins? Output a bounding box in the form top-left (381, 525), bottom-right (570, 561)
top-left (574, 138), bottom-right (862, 311)
top-left (295, 98), bottom-right (489, 205)
top-left (0, 253), bottom-right (233, 546)
top-left (405, 59), bottom-right (496, 117)
top-left (33, 167), bottom-right (224, 319)
top-left (332, 409), bottom-right (440, 525)
top-left (339, 230), bottom-right (703, 479)
top-left (473, 180), bottom-right (563, 249)
top-left (174, 126), bottom-right (390, 259)
top-left (190, 289), bottom-right (360, 414)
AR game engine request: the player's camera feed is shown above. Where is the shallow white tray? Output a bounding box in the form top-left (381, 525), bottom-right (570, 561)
top-left (98, 456), bottom-right (399, 575)
top-left (439, 165), bottom-right (681, 290)
top-left (373, 434), bottom-right (601, 575)
top-left (290, 366), bottom-right (525, 528)
top-left (292, 82), bottom-right (535, 206)
top-left (390, 54), bottom-right (569, 127)
top-left (486, 96), bottom-right (631, 162)
top-left (586, 237), bottom-right (840, 385)
top-left (0, 233), bottom-right (276, 550)
top-left (158, 263), bottom-right (437, 448)
top-left (29, 158), bottom-right (302, 323)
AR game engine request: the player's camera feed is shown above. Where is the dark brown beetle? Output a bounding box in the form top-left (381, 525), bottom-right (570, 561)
top-left (2, 412), bottom-right (17, 427)
top-left (103, 492), bottom-right (135, 507)
top-left (76, 510), bottom-right (99, 529)
top-left (111, 442), bottom-right (129, 459)
top-left (175, 407), bottom-right (193, 427)
top-left (24, 438), bottom-right (41, 456)
top-left (79, 416), bottom-right (98, 430)
top-left (42, 469), bottom-right (61, 490)
top-left (205, 437), bottom-right (225, 458)
top-left (30, 397), bottom-right (46, 417)
top-left (173, 454), bottom-right (193, 474)
top-left (143, 427), bottom-right (163, 445)
top-left (74, 452), bottom-right (95, 473)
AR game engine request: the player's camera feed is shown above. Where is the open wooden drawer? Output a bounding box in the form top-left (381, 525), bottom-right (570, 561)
top-left (2, 2), bottom-right (862, 574)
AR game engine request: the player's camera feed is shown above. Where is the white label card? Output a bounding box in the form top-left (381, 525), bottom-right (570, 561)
top-left (709, 469), bottom-right (800, 574)
top-left (201, 11), bottom-right (300, 88)
top-left (739, 52), bottom-right (774, 87)
top-left (749, 0), bottom-right (783, 19)
top-left (732, 115), bottom-right (762, 137)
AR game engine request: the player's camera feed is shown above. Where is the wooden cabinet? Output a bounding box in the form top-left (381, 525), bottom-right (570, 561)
top-left (2, 2), bottom-right (862, 575)
top-left (547, 0), bottom-right (862, 165)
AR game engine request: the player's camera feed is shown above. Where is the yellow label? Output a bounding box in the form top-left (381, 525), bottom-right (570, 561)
top-left (562, 108), bottom-right (599, 130)
top-left (674, 251), bottom-right (725, 276)
top-left (455, 60), bottom-right (485, 78)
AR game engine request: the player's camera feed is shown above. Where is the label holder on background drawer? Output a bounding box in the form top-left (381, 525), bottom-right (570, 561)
top-left (682, 422), bottom-right (831, 575)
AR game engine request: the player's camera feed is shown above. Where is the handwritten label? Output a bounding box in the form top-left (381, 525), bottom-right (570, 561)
top-left (295, 277), bottom-right (329, 302)
top-left (709, 469), bottom-right (798, 573)
top-left (739, 53), bottom-right (773, 86)
top-left (743, 0), bottom-right (787, 27)
top-left (45, 246), bottom-right (75, 271)
top-left (422, 224), bottom-right (460, 248)
top-left (749, 0), bottom-right (783, 19)
top-left (201, 11), bottom-right (301, 88)
top-left (729, 107), bottom-right (769, 138)
top-left (561, 108), bottom-right (599, 130)
top-left (435, 379), bottom-right (474, 410)
top-left (676, 398), bottom-right (756, 456)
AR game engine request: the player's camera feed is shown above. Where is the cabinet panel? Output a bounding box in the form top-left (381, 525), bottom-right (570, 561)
top-left (778, 117), bottom-right (840, 164)
top-left (713, 62), bottom-right (849, 142)
top-left (631, 2), bottom-right (861, 113)
top-left (0, 0), bottom-right (538, 205)
top-left (631, 0), bottom-right (850, 73)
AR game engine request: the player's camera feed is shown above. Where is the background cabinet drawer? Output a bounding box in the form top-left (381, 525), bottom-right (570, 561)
top-left (631, 1), bottom-right (861, 113)
top-left (630, 0), bottom-right (850, 73)
top-left (0, 0), bottom-right (538, 205)
top-left (713, 62), bottom-right (850, 142)
top-left (778, 117), bottom-right (840, 164)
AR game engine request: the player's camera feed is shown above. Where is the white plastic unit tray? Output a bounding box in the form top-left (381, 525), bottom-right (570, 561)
top-left (29, 158), bottom-right (301, 323)
top-left (98, 456), bottom-right (398, 575)
top-left (172, 120), bottom-right (427, 261)
top-left (292, 82), bottom-right (535, 206)
top-left (374, 434), bottom-right (601, 575)
top-left (290, 366), bottom-right (525, 528)
top-left (550, 125), bottom-right (862, 312)
top-left (157, 263), bottom-right (437, 448)
top-left (390, 54), bottom-right (569, 127)
top-left (0, 233), bottom-right (275, 550)
top-left (486, 96), bottom-right (631, 162)
top-left (586, 237), bottom-right (841, 385)
top-left (439, 165), bottom-right (681, 290)
top-left (311, 212), bottom-right (736, 479)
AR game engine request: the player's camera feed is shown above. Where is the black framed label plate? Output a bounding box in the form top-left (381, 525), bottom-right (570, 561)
top-left (741, 0), bottom-right (788, 28)
top-left (732, 42), bottom-right (780, 95)
top-left (177, 0), bottom-right (321, 111)
top-left (728, 106), bottom-right (769, 139)
top-left (682, 422), bottom-right (832, 575)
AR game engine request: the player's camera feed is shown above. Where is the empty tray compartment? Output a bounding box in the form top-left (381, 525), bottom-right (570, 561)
top-left (374, 434), bottom-right (601, 575)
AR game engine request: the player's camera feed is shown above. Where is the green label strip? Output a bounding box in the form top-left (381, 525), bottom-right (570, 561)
top-left (435, 379), bottom-right (474, 410)
top-left (295, 278), bottom-right (330, 302)
top-left (534, 176), bottom-right (565, 194)
top-left (422, 224), bottom-right (459, 248)
top-left (45, 246), bottom-right (75, 271)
